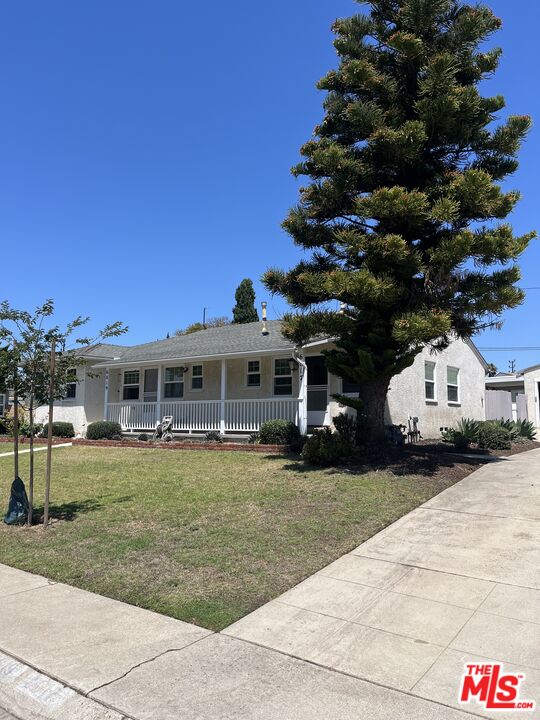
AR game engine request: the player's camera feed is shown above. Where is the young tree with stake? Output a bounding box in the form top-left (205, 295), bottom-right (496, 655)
top-left (264, 0), bottom-right (534, 441)
top-left (0, 300), bottom-right (126, 526)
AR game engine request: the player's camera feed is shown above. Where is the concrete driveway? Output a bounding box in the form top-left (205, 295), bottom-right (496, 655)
top-left (225, 449), bottom-right (540, 718)
top-left (1, 449), bottom-right (539, 719)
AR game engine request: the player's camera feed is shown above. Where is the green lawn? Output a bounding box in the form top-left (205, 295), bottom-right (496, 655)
top-left (0, 445), bottom-right (465, 630)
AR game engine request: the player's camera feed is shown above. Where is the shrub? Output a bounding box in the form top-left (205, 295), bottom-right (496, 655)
top-left (248, 432), bottom-right (260, 445)
top-left (86, 421), bottom-right (122, 440)
top-left (496, 419), bottom-right (520, 442)
top-left (259, 419), bottom-right (301, 447)
top-left (138, 433), bottom-right (149, 442)
top-left (302, 427), bottom-right (353, 466)
top-left (385, 424), bottom-right (406, 446)
top-left (441, 418), bottom-right (480, 449)
top-left (42, 421), bottom-right (75, 438)
top-left (333, 413), bottom-right (357, 444)
top-left (205, 431), bottom-right (224, 443)
top-left (477, 421), bottom-right (511, 450)
top-left (514, 419), bottom-right (537, 441)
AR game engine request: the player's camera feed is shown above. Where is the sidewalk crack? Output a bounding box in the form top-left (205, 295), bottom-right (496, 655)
top-left (87, 634), bottom-right (212, 696)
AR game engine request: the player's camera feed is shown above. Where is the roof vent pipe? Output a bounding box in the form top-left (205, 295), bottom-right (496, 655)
top-left (261, 302), bottom-right (269, 336)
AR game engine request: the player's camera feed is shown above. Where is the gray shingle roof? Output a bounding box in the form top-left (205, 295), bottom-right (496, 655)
top-left (78, 343), bottom-right (129, 359)
top-left (95, 321), bottom-right (294, 365)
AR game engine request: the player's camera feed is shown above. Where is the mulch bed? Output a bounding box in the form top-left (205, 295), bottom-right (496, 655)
top-left (414, 439), bottom-right (540, 458)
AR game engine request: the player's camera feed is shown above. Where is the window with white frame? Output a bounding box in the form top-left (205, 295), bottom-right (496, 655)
top-left (447, 366), bottom-right (460, 403)
top-left (122, 370), bottom-right (140, 400)
top-left (274, 358), bottom-right (293, 396)
top-left (164, 367), bottom-right (184, 398)
top-left (425, 361), bottom-right (436, 401)
top-left (65, 368), bottom-right (77, 399)
top-left (191, 365), bottom-right (203, 390)
top-left (247, 360), bottom-right (261, 388)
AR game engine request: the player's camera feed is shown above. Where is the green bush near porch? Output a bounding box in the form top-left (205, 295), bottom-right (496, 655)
top-left (258, 419), bottom-right (301, 447)
top-left (41, 422), bottom-right (75, 438)
top-left (86, 421), bottom-right (123, 440)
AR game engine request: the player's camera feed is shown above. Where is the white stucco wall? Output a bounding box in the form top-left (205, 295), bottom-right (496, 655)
top-left (326, 338), bottom-right (486, 440)
top-left (34, 363), bottom-right (105, 437)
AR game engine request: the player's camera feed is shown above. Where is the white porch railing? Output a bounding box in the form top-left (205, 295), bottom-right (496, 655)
top-left (105, 398), bottom-right (302, 434)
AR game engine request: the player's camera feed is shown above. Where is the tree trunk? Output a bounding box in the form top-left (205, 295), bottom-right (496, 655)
top-left (357, 376), bottom-right (391, 444)
top-left (27, 394), bottom-right (34, 526)
top-left (13, 372), bottom-right (19, 480)
top-left (43, 341), bottom-right (56, 529)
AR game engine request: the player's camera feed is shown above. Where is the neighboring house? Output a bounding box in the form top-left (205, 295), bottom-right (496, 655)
top-left (485, 366), bottom-right (540, 425)
top-left (30, 321), bottom-right (487, 439)
top-left (34, 343), bottom-right (128, 436)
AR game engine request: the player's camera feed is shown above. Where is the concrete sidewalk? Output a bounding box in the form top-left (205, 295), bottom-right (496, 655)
top-left (1, 449), bottom-right (540, 719)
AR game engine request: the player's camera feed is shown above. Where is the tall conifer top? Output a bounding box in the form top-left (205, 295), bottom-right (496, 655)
top-left (264, 0), bottom-right (534, 436)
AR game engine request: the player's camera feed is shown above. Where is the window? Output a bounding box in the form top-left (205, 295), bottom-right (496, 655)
top-left (0, 394), bottom-right (4, 417)
top-left (164, 367), bottom-right (184, 398)
top-left (191, 365), bottom-right (203, 390)
top-left (65, 368), bottom-right (77, 399)
top-left (425, 361), bottom-right (436, 401)
top-left (247, 360), bottom-right (261, 388)
top-left (447, 367), bottom-right (460, 403)
top-left (123, 370), bottom-right (140, 400)
top-left (274, 358), bottom-right (293, 396)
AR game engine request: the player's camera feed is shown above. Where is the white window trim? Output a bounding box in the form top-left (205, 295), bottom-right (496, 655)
top-left (191, 364), bottom-right (204, 392)
top-left (246, 358), bottom-right (261, 389)
top-left (122, 369), bottom-right (141, 401)
top-left (447, 366), bottom-right (460, 405)
top-left (164, 367), bottom-right (184, 400)
top-left (425, 361), bottom-right (437, 404)
top-left (273, 357), bottom-right (293, 397)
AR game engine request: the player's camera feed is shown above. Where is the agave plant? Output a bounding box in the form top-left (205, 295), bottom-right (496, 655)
top-left (496, 419), bottom-right (521, 441)
top-left (441, 418), bottom-right (480, 449)
top-left (514, 419), bottom-right (537, 441)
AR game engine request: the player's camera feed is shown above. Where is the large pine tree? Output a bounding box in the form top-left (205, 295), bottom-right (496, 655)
top-left (264, 0), bottom-right (534, 440)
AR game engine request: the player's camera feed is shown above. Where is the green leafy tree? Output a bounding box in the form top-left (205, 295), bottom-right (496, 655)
top-left (175, 316), bottom-right (231, 336)
top-left (0, 300), bottom-right (126, 526)
top-left (232, 279), bottom-right (259, 324)
top-left (264, 0), bottom-right (534, 440)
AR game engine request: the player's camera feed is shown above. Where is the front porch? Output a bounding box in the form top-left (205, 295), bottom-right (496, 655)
top-left (105, 397), bottom-right (303, 434)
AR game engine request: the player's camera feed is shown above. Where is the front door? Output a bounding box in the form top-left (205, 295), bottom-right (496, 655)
top-left (306, 356), bottom-right (328, 427)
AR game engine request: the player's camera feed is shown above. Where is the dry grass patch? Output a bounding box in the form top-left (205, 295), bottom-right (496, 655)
top-left (0, 445), bottom-right (478, 630)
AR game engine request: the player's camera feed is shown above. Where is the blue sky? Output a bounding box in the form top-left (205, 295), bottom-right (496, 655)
top-left (0, 1), bottom-right (538, 371)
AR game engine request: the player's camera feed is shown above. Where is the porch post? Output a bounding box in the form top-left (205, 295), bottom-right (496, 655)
top-left (156, 365), bottom-right (163, 423)
top-left (220, 359), bottom-right (227, 435)
top-left (103, 368), bottom-right (109, 421)
top-left (298, 355), bottom-right (308, 436)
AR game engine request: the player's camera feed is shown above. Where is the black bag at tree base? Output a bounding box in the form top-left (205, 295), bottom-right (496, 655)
top-left (3, 476), bottom-right (29, 525)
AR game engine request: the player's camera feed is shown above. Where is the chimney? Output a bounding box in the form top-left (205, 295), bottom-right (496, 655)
top-left (261, 302), bottom-right (269, 335)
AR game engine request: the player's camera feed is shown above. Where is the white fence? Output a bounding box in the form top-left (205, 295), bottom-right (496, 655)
top-left (106, 398), bottom-right (302, 433)
top-left (485, 390), bottom-right (528, 422)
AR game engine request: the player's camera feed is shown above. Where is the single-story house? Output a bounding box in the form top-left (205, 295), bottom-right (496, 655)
top-left (485, 366), bottom-right (540, 425)
top-left (32, 317), bottom-right (487, 439)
